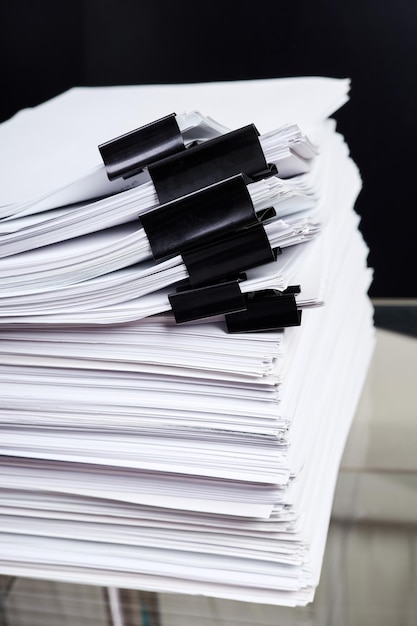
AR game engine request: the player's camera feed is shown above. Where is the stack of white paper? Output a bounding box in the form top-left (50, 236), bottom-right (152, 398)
top-left (0, 77), bottom-right (374, 606)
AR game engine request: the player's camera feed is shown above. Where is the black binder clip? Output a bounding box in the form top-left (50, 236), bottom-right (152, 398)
top-left (98, 113), bottom-right (185, 180)
top-left (182, 223), bottom-right (280, 288)
top-left (148, 124), bottom-right (277, 204)
top-left (225, 289), bottom-right (302, 333)
top-left (282, 285), bottom-right (301, 295)
top-left (169, 280), bottom-right (247, 323)
top-left (140, 174), bottom-right (260, 261)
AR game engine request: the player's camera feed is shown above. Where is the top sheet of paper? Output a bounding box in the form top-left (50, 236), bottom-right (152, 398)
top-left (0, 77), bottom-right (350, 206)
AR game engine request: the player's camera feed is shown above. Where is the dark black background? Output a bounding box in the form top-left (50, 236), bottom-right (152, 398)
top-left (1, 1), bottom-right (416, 298)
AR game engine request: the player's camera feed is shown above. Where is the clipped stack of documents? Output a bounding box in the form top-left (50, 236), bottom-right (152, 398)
top-left (0, 77), bottom-right (375, 606)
